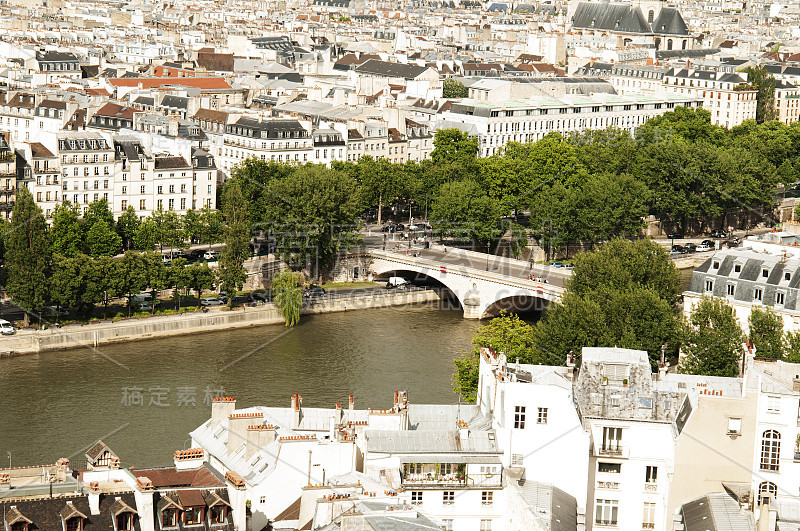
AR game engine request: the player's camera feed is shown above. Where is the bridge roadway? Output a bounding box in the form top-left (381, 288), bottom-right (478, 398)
top-left (367, 244), bottom-right (570, 319)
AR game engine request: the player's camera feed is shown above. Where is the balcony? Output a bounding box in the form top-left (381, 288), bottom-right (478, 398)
top-left (596, 445), bottom-right (628, 458)
top-left (597, 481), bottom-right (620, 489)
top-left (401, 461), bottom-right (502, 489)
top-left (644, 483), bottom-right (657, 493)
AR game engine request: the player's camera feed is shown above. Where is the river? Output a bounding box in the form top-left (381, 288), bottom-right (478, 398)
top-left (0, 304), bottom-right (481, 468)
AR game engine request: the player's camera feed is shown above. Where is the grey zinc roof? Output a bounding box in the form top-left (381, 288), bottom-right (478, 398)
top-left (363, 429), bottom-right (501, 454)
top-left (406, 404), bottom-right (479, 431)
top-left (651, 7), bottom-right (689, 35)
top-left (515, 482), bottom-right (578, 531)
top-left (681, 493), bottom-right (754, 531)
top-left (354, 60), bottom-right (430, 80)
top-left (571, 2), bottom-right (650, 34)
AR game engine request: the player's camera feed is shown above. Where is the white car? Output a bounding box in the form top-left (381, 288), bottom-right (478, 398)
top-left (696, 243), bottom-right (714, 252)
top-left (203, 251), bottom-right (218, 260)
top-left (0, 319), bottom-right (15, 335)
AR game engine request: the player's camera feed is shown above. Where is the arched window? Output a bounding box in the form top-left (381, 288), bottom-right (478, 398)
top-left (760, 430), bottom-right (781, 471)
top-left (667, 39), bottom-right (673, 50)
top-left (759, 481), bottom-right (778, 504)
top-left (648, 9), bottom-right (654, 23)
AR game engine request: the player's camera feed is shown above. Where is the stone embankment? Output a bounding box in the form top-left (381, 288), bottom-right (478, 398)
top-left (0, 289), bottom-right (441, 356)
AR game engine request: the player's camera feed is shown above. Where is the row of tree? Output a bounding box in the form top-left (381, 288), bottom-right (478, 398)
top-left (4, 183), bottom-right (251, 324)
top-left (228, 107), bottom-right (796, 265)
top-left (49, 200), bottom-right (225, 259)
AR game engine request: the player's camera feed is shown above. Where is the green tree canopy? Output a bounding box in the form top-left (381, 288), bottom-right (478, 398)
top-left (218, 179), bottom-right (249, 302)
top-left (50, 201), bottom-right (83, 258)
top-left (742, 65), bottom-right (777, 123)
top-left (680, 297), bottom-right (745, 377)
top-left (430, 179), bottom-right (503, 247)
top-left (115, 205), bottom-right (141, 251)
top-left (271, 270), bottom-right (304, 326)
top-left (6, 187), bottom-right (50, 325)
top-left (442, 78), bottom-right (468, 98)
top-left (748, 306), bottom-right (785, 360)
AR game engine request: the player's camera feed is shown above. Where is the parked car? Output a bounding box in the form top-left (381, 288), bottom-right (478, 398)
top-left (386, 276), bottom-right (410, 288)
top-left (722, 238), bottom-right (741, 248)
top-left (711, 229), bottom-right (728, 238)
top-left (251, 291), bottom-right (270, 303)
top-left (203, 250), bottom-right (218, 260)
top-left (303, 285), bottom-right (326, 298)
top-left (696, 242), bottom-right (714, 252)
top-left (683, 242), bottom-right (697, 253)
top-left (200, 296), bottom-right (226, 306)
top-left (671, 245), bottom-right (688, 254)
top-left (0, 319), bottom-right (15, 335)
top-left (701, 239), bottom-right (715, 247)
top-left (550, 261), bottom-right (564, 268)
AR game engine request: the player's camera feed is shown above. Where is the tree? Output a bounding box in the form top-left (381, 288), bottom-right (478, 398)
top-left (218, 180), bottom-right (249, 305)
top-left (116, 205), bottom-right (141, 251)
top-left (6, 187), bottom-right (50, 326)
top-left (169, 257), bottom-right (191, 310)
top-left (84, 218), bottom-right (122, 257)
top-left (453, 314), bottom-right (537, 402)
top-left (680, 297), bottom-right (745, 377)
top-left (567, 238), bottom-right (682, 304)
top-left (743, 65), bottom-right (777, 123)
top-left (199, 207), bottom-right (225, 248)
top-left (430, 179), bottom-right (503, 247)
top-left (50, 254), bottom-right (103, 318)
top-left (50, 201), bottom-right (83, 258)
top-left (357, 156), bottom-right (409, 226)
top-left (634, 106), bottom-right (726, 146)
top-left (271, 270), bottom-right (304, 326)
top-left (142, 252), bottom-right (169, 315)
top-left (151, 208), bottom-right (184, 252)
top-left (430, 129), bottom-right (479, 168)
top-left (84, 199), bottom-right (115, 229)
top-left (94, 256), bottom-right (119, 319)
top-left (182, 209), bottom-right (203, 245)
top-left (785, 331), bottom-right (800, 363)
top-left (748, 306), bottom-right (785, 359)
top-left (442, 78), bottom-right (468, 98)
top-left (116, 251), bottom-right (148, 316)
top-left (186, 262), bottom-right (216, 302)
top-left (228, 158), bottom-right (295, 225)
top-left (132, 218), bottom-right (158, 252)
top-left (260, 165), bottom-right (360, 270)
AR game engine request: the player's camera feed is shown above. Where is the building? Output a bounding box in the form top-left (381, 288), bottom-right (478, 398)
top-left (0, 133), bottom-right (15, 219)
top-left (217, 117), bottom-right (313, 174)
top-left (437, 94), bottom-right (701, 157)
top-left (661, 68), bottom-right (757, 128)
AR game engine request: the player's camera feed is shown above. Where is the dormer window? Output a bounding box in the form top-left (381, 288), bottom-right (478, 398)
top-left (210, 505), bottom-right (227, 525)
top-left (734, 263), bottom-right (742, 273)
top-left (712, 260), bottom-right (720, 269)
top-left (65, 517), bottom-right (83, 531)
top-left (185, 507), bottom-right (203, 525)
top-left (115, 513), bottom-right (134, 531)
top-left (763, 268), bottom-right (770, 278)
top-left (161, 509), bottom-right (178, 528)
top-left (785, 272), bottom-right (791, 282)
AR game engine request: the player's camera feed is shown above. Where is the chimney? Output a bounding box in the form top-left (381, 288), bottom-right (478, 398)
top-left (0, 472), bottom-right (9, 491)
top-left (794, 375), bottom-right (800, 393)
top-left (87, 482), bottom-right (101, 515)
top-left (225, 471), bottom-right (247, 531)
top-left (211, 397), bottom-right (236, 428)
top-left (335, 401), bottom-right (344, 426)
top-left (133, 477), bottom-right (155, 531)
top-left (173, 448), bottom-right (205, 470)
top-left (292, 393), bottom-right (303, 428)
top-left (246, 425), bottom-right (277, 460)
top-left (168, 117), bottom-right (179, 137)
top-left (349, 393), bottom-right (354, 411)
top-left (55, 458), bottom-right (69, 482)
top-left (228, 412), bottom-right (263, 455)
top-left (566, 350), bottom-right (576, 379)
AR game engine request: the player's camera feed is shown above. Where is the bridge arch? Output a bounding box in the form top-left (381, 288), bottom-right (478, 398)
top-left (368, 250), bottom-right (562, 319)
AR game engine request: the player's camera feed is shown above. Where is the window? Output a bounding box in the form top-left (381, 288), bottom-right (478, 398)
top-left (643, 502), bottom-right (656, 529)
top-left (210, 505), bottom-right (226, 524)
top-left (734, 264), bottom-right (742, 273)
top-left (514, 406), bottom-right (526, 429)
top-left (759, 481), bottom-right (778, 504)
top-left (755, 288), bottom-right (763, 302)
top-left (411, 491), bottom-right (422, 505)
top-left (169, 185), bottom-right (175, 193)
top-left (141, 185), bottom-right (146, 194)
top-left (480, 520), bottom-right (492, 531)
top-left (785, 272), bottom-right (791, 282)
top-left (602, 427), bottom-right (622, 453)
top-left (443, 491), bottom-right (454, 505)
top-left (645, 466), bottom-right (657, 484)
top-left (169, 199), bottom-right (174, 210)
top-left (184, 507), bottom-right (202, 525)
top-left (760, 430), bottom-right (781, 471)
top-left (139, 199), bottom-right (146, 210)
top-left (121, 200), bottom-right (127, 211)
top-left (639, 398), bottom-right (653, 409)
top-left (595, 499), bottom-right (618, 526)
top-left (777, 292), bottom-right (785, 305)
top-left (157, 185), bottom-right (163, 194)
top-left (537, 407), bottom-right (548, 424)
top-left (481, 491), bottom-right (493, 505)
top-left (598, 462), bottom-right (621, 474)
top-left (712, 260), bottom-right (720, 269)
top-left (763, 268), bottom-right (770, 278)
top-left (727, 284), bottom-right (735, 296)
top-left (728, 417), bottom-right (742, 435)
top-left (116, 513), bottom-right (133, 531)
top-left (705, 279), bottom-right (714, 292)
top-left (66, 517), bottom-right (83, 531)
top-left (511, 453), bottom-right (523, 466)
top-left (768, 396), bottom-right (781, 413)
top-left (439, 463), bottom-right (455, 476)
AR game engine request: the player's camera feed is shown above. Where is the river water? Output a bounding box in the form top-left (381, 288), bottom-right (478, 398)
top-left (0, 305), bottom-right (481, 468)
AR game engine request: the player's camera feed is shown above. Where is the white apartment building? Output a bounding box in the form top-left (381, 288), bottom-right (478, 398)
top-left (574, 348), bottom-right (690, 531)
top-left (775, 80), bottom-right (800, 124)
top-left (17, 141), bottom-right (61, 219)
top-left (477, 347), bottom-right (590, 514)
top-left (58, 131), bottom-right (116, 214)
top-left (438, 94), bottom-right (702, 157)
top-left (662, 68), bottom-right (758, 128)
top-left (217, 117), bottom-right (314, 175)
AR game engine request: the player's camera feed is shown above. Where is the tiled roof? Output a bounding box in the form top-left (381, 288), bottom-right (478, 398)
top-left (94, 102), bottom-right (135, 120)
top-left (132, 465), bottom-right (225, 488)
top-left (154, 156), bottom-right (190, 170)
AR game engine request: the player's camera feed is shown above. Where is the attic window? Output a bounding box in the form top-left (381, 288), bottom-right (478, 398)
top-left (763, 268), bottom-right (770, 278)
top-left (734, 264), bottom-right (742, 273)
top-left (712, 261), bottom-right (720, 269)
top-left (258, 462), bottom-right (269, 473)
top-left (786, 272), bottom-right (792, 282)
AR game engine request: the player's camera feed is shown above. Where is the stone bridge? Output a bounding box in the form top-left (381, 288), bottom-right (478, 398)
top-left (360, 245), bottom-right (570, 319)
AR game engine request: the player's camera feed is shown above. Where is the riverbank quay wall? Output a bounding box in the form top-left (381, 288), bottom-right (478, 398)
top-left (0, 289), bottom-right (441, 356)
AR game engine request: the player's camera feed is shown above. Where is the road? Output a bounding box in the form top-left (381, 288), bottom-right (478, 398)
top-left (382, 247), bottom-right (571, 289)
